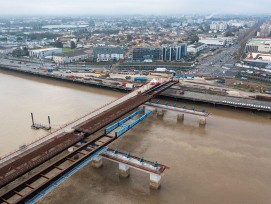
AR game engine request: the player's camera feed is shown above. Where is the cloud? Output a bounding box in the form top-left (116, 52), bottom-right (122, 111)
top-left (0, 0), bottom-right (270, 15)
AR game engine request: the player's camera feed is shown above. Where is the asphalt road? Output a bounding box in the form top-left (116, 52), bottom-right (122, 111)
top-left (195, 45), bottom-right (239, 77)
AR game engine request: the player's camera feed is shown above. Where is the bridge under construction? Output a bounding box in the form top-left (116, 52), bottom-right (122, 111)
top-left (0, 79), bottom-right (178, 204)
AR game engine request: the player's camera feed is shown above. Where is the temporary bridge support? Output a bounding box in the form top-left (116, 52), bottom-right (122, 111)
top-left (146, 101), bottom-right (210, 126)
top-left (93, 148), bottom-right (169, 190)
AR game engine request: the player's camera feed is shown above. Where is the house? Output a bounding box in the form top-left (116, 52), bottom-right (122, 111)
top-left (0, 46), bottom-right (16, 55)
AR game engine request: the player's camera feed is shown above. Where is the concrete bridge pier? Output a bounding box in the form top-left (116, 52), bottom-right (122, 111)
top-left (150, 173), bottom-right (162, 189)
top-left (156, 109), bottom-right (165, 118)
top-left (91, 155), bottom-right (103, 168)
top-left (177, 114), bottom-right (184, 122)
top-left (142, 106), bottom-right (146, 114)
top-left (119, 163), bottom-right (130, 178)
top-left (199, 117), bottom-right (207, 126)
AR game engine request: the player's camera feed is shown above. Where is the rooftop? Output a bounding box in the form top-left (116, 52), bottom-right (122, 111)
top-left (93, 46), bottom-right (125, 55)
top-left (30, 47), bottom-right (62, 52)
top-left (246, 38), bottom-right (271, 46)
top-left (54, 49), bottom-right (89, 57)
top-left (188, 42), bottom-right (206, 48)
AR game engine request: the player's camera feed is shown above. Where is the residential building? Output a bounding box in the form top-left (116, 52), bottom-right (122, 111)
top-left (53, 50), bottom-right (89, 64)
top-left (162, 44), bottom-right (187, 62)
top-left (245, 38), bottom-right (271, 53)
top-left (29, 47), bottom-right (62, 58)
top-left (210, 22), bottom-right (228, 31)
top-left (258, 23), bottom-right (271, 37)
top-left (93, 46), bottom-right (125, 62)
top-left (187, 43), bottom-right (208, 54)
top-left (0, 46), bottom-right (16, 55)
top-left (199, 38), bottom-right (226, 47)
top-left (133, 47), bottom-right (162, 61)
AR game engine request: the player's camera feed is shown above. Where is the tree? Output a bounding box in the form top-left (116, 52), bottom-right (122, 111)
top-left (23, 47), bottom-right (29, 56)
top-left (187, 34), bottom-right (199, 43)
top-left (55, 41), bottom-right (63, 48)
top-left (12, 47), bottom-right (29, 57)
top-left (127, 34), bottom-right (133, 42)
top-left (70, 41), bottom-right (76, 49)
top-left (0, 37), bottom-right (7, 41)
top-left (16, 37), bottom-right (23, 41)
top-left (224, 31), bottom-right (234, 37)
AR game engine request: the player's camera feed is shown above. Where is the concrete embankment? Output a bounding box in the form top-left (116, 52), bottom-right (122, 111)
top-left (1, 64), bottom-right (271, 112)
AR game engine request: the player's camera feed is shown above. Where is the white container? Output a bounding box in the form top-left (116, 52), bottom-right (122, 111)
top-left (125, 83), bottom-right (134, 89)
top-left (68, 147), bottom-right (74, 153)
top-left (155, 68), bottom-right (167, 72)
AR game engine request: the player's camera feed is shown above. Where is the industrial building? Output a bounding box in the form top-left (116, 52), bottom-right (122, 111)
top-left (199, 38), bottom-right (226, 47)
top-left (243, 59), bottom-right (270, 69)
top-left (53, 50), bottom-right (89, 64)
top-left (245, 38), bottom-right (271, 53)
top-left (132, 47), bottom-right (162, 61)
top-left (93, 46), bottom-right (125, 62)
top-left (29, 47), bottom-right (62, 58)
top-left (162, 44), bottom-right (187, 62)
top-left (187, 43), bottom-right (208, 54)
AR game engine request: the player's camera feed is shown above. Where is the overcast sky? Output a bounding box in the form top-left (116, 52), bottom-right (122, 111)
top-left (0, 0), bottom-right (270, 15)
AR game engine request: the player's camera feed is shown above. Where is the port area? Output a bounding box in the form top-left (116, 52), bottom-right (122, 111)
top-left (162, 87), bottom-right (271, 111)
top-left (0, 63), bottom-right (271, 112)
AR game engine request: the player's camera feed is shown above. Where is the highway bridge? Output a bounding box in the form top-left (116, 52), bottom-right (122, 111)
top-left (0, 79), bottom-right (178, 204)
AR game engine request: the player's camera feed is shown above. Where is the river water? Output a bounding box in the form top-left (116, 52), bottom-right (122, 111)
top-left (0, 70), bottom-right (122, 156)
top-left (0, 70), bottom-right (271, 204)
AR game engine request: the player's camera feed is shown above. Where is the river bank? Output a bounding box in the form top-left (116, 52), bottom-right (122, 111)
top-left (1, 65), bottom-right (271, 112)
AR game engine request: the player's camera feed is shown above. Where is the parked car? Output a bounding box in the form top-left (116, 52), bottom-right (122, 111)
top-left (176, 90), bottom-right (184, 95)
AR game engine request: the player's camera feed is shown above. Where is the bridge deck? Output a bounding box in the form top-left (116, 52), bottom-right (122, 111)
top-left (101, 149), bottom-right (169, 175)
top-left (0, 80), bottom-right (178, 203)
top-left (0, 133), bottom-right (84, 188)
top-left (74, 95), bottom-right (152, 134)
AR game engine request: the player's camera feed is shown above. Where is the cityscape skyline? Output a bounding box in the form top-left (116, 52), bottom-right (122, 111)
top-left (0, 0), bottom-right (270, 15)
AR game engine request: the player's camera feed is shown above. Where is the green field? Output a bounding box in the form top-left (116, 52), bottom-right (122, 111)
top-left (62, 47), bottom-right (74, 53)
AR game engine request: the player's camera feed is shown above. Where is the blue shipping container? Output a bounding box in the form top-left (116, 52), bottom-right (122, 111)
top-left (134, 77), bottom-right (147, 82)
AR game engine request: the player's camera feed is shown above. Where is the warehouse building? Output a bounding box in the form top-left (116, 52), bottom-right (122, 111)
top-left (29, 47), bottom-right (62, 58)
top-left (245, 38), bottom-right (271, 53)
top-left (199, 38), bottom-right (226, 47)
top-left (53, 50), bottom-right (89, 64)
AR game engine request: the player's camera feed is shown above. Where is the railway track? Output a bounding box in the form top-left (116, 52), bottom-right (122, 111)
top-left (0, 133), bottom-right (115, 204)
